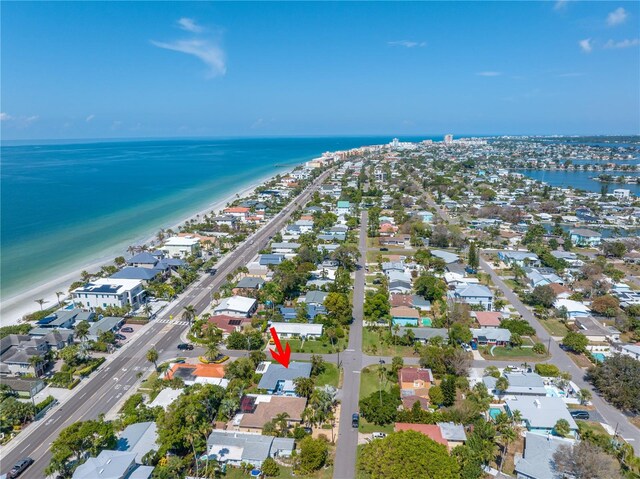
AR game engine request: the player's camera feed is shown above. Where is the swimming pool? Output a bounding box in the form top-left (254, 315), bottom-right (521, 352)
top-left (489, 408), bottom-right (502, 420)
top-left (592, 353), bottom-right (606, 363)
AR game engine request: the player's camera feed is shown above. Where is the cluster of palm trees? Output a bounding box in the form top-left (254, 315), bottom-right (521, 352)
top-left (493, 409), bottom-right (523, 473)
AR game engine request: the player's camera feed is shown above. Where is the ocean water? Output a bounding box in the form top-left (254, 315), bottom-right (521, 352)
top-left (1, 137), bottom-right (414, 299)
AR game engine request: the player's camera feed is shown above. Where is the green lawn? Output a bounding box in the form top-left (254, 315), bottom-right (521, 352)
top-left (222, 465), bottom-right (333, 479)
top-left (577, 420), bottom-right (610, 436)
top-left (540, 318), bottom-right (570, 337)
top-left (315, 363), bottom-right (341, 388)
top-left (358, 419), bottom-right (395, 434)
top-left (362, 328), bottom-right (417, 357)
top-left (287, 337), bottom-right (347, 354)
top-left (360, 365), bottom-right (393, 398)
top-left (481, 346), bottom-right (549, 361)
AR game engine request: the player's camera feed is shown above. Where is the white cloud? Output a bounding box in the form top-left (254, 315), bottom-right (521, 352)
top-left (476, 71), bottom-right (502, 77)
top-left (24, 115), bottom-right (39, 124)
top-left (579, 38), bottom-right (593, 53)
top-left (388, 40), bottom-right (426, 48)
top-left (85, 114), bottom-right (95, 122)
top-left (604, 38), bottom-right (640, 49)
top-left (152, 39), bottom-right (226, 77)
top-left (554, 0), bottom-right (568, 11)
top-left (607, 7), bottom-right (628, 26)
top-left (178, 17), bottom-right (204, 33)
top-left (0, 112), bottom-right (12, 121)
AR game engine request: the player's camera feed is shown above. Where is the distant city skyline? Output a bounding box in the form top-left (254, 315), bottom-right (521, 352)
top-left (2, 1), bottom-right (639, 140)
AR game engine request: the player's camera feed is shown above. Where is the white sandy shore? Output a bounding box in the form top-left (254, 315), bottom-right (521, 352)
top-left (0, 166), bottom-right (297, 326)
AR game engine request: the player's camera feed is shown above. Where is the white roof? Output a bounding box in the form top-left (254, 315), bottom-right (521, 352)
top-left (270, 322), bottom-right (323, 336)
top-left (94, 277), bottom-right (142, 291)
top-left (149, 387), bottom-right (183, 409)
top-left (214, 295), bottom-right (257, 314)
top-left (554, 299), bottom-right (590, 313)
top-left (165, 236), bottom-right (200, 246)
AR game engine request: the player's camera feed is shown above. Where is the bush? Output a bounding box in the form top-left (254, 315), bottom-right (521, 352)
top-left (35, 395), bottom-right (56, 414)
top-left (500, 319), bottom-right (536, 336)
top-left (261, 457), bottom-right (280, 477)
top-left (68, 378), bottom-right (81, 390)
top-left (535, 363), bottom-right (560, 377)
top-left (532, 343), bottom-right (547, 355)
top-left (75, 357), bottom-right (106, 377)
top-left (296, 437), bottom-right (328, 474)
top-left (49, 372), bottom-right (75, 388)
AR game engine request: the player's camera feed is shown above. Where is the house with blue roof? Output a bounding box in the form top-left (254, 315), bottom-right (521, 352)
top-left (259, 254), bottom-right (285, 266)
top-left (448, 284), bottom-right (494, 310)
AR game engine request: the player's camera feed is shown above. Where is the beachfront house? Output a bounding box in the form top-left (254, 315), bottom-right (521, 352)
top-left (569, 229), bottom-right (602, 247)
top-left (161, 236), bottom-right (201, 258)
top-left (72, 278), bottom-right (145, 310)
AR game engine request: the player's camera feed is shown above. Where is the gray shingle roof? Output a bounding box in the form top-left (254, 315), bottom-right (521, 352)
top-left (257, 361), bottom-right (312, 391)
top-left (515, 432), bottom-right (575, 479)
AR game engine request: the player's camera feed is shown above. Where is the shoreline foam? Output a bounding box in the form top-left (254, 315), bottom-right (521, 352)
top-left (0, 164), bottom-right (299, 325)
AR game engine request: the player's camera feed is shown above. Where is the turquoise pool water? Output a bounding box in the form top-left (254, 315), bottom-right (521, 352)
top-left (489, 408), bottom-right (502, 419)
top-left (592, 353), bottom-right (606, 363)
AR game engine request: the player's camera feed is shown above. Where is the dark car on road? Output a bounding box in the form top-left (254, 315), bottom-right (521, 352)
top-left (379, 247), bottom-right (389, 251)
top-left (352, 413), bottom-right (360, 428)
top-left (121, 327), bottom-right (134, 333)
top-left (8, 458), bottom-right (33, 478)
top-left (178, 343), bottom-right (194, 351)
top-left (570, 410), bottom-right (590, 420)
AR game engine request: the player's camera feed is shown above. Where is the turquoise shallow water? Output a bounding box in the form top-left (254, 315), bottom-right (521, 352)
top-left (1, 137), bottom-right (413, 299)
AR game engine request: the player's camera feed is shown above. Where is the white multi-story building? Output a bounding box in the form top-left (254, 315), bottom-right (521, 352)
top-left (444, 134), bottom-right (453, 144)
top-left (72, 278), bottom-right (145, 309)
top-left (162, 236), bottom-right (201, 258)
top-left (613, 188), bottom-right (631, 200)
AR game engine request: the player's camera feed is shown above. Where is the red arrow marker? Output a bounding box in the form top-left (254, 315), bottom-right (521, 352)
top-left (269, 327), bottom-right (291, 368)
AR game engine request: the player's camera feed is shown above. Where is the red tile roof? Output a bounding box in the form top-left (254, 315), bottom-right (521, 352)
top-left (394, 423), bottom-right (448, 446)
top-left (475, 312), bottom-right (502, 327)
top-left (398, 367), bottom-right (434, 384)
top-left (390, 294), bottom-right (413, 307)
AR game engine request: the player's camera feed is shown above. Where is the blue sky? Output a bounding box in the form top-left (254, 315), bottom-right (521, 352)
top-left (2, 1), bottom-right (639, 139)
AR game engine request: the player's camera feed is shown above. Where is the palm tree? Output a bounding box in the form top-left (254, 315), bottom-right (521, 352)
top-left (497, 423), bottom-right (516, 472)
top-left (35, 298), bottom-right (45, 311)
top-left (55, 291), bottom-right (65, 307)
top-left (274, 412), bottom-right (290, 436)
top-left (29, 355), bottom-right (43, 376)
top-left (80, 270), bottom-right (92, 283)
top-left (146, 348), bottom-right (159, 371)
top-left (143, 303), bottom-right (153, 318)
top-left (127, 246), bottom-right (136, 256)
top-left (183, 305), bottom-right (197, 325)
top-left (75, 320), bottom-right (90, 357)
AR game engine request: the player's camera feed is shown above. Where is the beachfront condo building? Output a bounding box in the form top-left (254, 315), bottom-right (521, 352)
top-left (72, 278), bottom-right (145, 310)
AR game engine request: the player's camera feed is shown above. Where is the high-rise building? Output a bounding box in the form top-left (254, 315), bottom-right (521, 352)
top-left (444, 134), bottom-right (453, 144)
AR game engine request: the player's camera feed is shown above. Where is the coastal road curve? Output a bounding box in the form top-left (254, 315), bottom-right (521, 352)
top-left (0, 167), bottom-right (335, 478)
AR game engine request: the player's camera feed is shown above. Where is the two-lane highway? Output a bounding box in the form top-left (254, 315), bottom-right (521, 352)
top-left (0, 166), bottom-right (335, 477)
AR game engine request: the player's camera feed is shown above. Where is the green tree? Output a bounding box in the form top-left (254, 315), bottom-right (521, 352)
top-left (587, 355), bottom-right (640, 413)
top-left (296, 436), bottom-right (328, 474)
top-left (562, 331), bottom-right (588, 354)
top-left (414, 274), bottom-right (446, 302)
top-left (262, 457), bottom-right (280, 477)
top-left (146, 347), bottom-right (159, 370)
top-left (530, 285), bottom-right (556, 308)
top-left (182, 304), bottom-right (197, 325)
top-left (203, 325), bottom-right (223, 361)
top-left (468, 242), bottom-right (479, 270)
top-left (428, 385), bottom-right (444, 407)
top-left (577, 388), bottom-right (592, 405)
top-left (294, 377), bottom-right (316, 399)
top-left (324, 292), bottom-right (352, 325)
top-left (449, 323), bottom-right (472, 345)
top-left (441, 375), bottom-right (457, 407)
top-left (359, 430), bottom-right (460, 479)
top-left (359, 389), bottom-right (401, 425)
top-left (554, 418), bottom-right (571, 437)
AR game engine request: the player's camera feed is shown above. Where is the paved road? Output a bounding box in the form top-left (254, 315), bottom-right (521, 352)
top-left (0, 167), bottom-right (335, 478)
top-left (333, 211), bottom-right (367, 479)
top-left (480, 256), bottom-right (640, 453)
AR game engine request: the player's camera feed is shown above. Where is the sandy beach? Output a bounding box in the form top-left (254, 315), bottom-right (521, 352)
top-left (0, 166), bottom-right (298, 326)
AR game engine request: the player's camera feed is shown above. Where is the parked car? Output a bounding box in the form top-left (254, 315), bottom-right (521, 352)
top-left (8, 458), bottom-right (33, 478)
top-left (121, 327), bottom-right (134, 333)
top-left (303, 427), bottom-right (313, 434)
top-left (352, 413), bottom-right (360, 428)
top-left (379, 247), bottom-right (389, 251)
top-left (570, 410), bottom-right (590, 420)
top-left (177, 343), bottom-right (194, 351)
top-left (115, 334), bottom-right (126, 341)
top-left (372, 432), bottom-right (387, 439)
top-left (461, 343), bottom-right (472, 352)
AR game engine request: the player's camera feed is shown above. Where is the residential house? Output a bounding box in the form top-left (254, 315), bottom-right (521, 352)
top-left (162, 236), bottom-right (201, 258)
top-left (398, 327), bottom-right (448, 344)
top-left (299, 290), bottom-right (329, 307)
top-left (257, 361), bottom-right (312, 396)
top-left (525, 268), bottom-right (564, 288)
top-left (271, 242), bottom-right (301, 255)
top-left (569, 229), bottom-right (602, 247)
top-left (116, 421), bottom-right (159, 464)
top-left (205, 430), bottom-right (294, 468)
top-left (206, 315), bottom-right (251, 336)
top-left (437, 422), bottom-right (467, 451)
top-left (548, 283), bottom-right (571, 300)
top-left (388, 279), bottom-right (413, 294)
top-left (505, 397), bottom-right (578, 437)
top-left (449, 284), bottom-right (494, 310)
top-left (553, 299), bottom-right (590, 319)
top-left (232, 277), bottom-right (265, 296)
top-left (164, 363), bottom-right (229, 388)
top-left (390, 306), bottom-right (420, 326)
top-left (259, 254), bottom-right (285, 266)
top-left (235, 395), bottom-right (307, 433)
top-left (471, 328), bottom-right (512, 346)
top-left (72, 450), bottom-right (154, 479)
top-left (430, 250), bottom-right (460, 264)
top-left (398, 367), bottom-right (433, 404)
top-left (473, 311), bottom-right (502, 329)
top-left (212, 215), bottom-right (238, 228)
top-left (483, 372), bottom-right (547, 397)
top-left (336, 200), bottom-right (351, 216)
top-left (213, 296), bottom-right (258, 317)
top-left (0, 334), bottom-right (48, 377)
top-left (87, 316), bottom-right (124, 341)
top-left (575, 316), bottom-right (620, 343)
top-left (613, 343), bottom-right (640, 360)
top-left (72, 278), bottom-right (145, 310)
top-left (394, 423), bottom-right (448, 447)
top-left (269, 322), bottom-right (323, 340)
top-left (498, 251), bottom-right (541, 268)
top-left (515, 432), bottom-right (576, 479)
